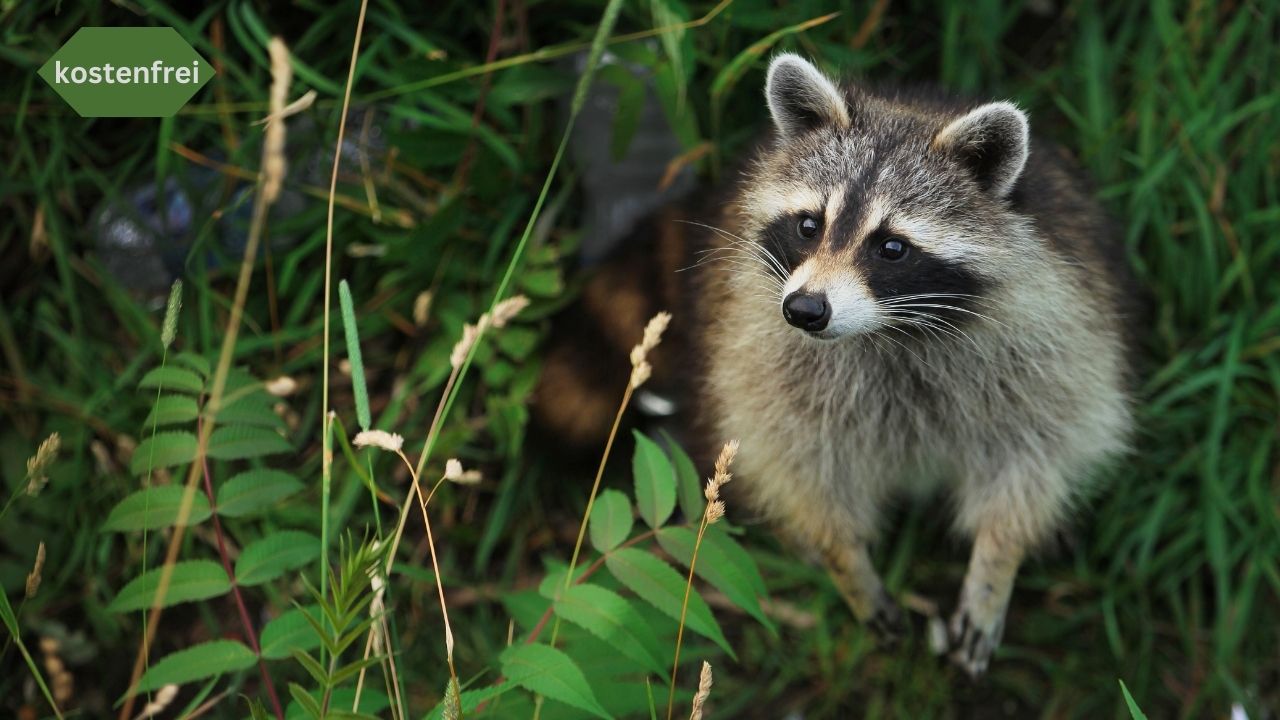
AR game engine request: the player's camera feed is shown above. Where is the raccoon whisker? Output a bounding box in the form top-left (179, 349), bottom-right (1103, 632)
top-left (879, 293), bottom-right (981, 304)
top-left (872, 323), bottom-right (933, 369)
top-left (683, 249), bottom-right (785, 287)
top-left (886, 313), bottom-right (956, 341)
top-left (884, 310), bottom-right (979, 350)
top-left (879, 293), bottom-right (1004, 313)
top-left (694, 235), bottom-right (789, 284)
top-left (885, 303), bottom-right (1009, 329)
top-left (894, 312), bottom-right (984, 352)
top-left (713, 259), bottom-right (784, 284)
top-left (887, 315), bottom-right (956, 349)
top-left (717, 237), bottom-right (789, 282)
top-left (690, 219), bottom-right (789, 281)
top-left (712, 259), bottom-right (786, 292)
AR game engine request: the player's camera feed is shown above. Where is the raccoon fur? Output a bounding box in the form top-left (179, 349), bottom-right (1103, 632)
top-left (536, 54), bottom-right (1138, 676)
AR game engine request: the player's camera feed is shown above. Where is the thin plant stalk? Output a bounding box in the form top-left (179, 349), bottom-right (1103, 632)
top-left (320, 0), bottom-right (371, 628)
top-left (394, 450), bottom-right (462, 716)
top-left (668, 440), bottom-right (734, 720)
top-left (321, 411), bottom-right (334, 663)
top-left (549, 382), bottom-right (635, 647)
top-left (666, 512), bottom-right (711, 720)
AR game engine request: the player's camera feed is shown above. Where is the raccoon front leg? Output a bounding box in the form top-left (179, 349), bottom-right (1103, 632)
top-left (949, 525), bottom-right (1024, 676)
top-left (821, 540), bottom-right (904, 641)
top-left (950, 464), bottom-right (1068, 676)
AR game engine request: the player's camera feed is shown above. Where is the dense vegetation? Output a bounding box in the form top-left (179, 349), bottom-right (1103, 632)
top-left (1, 0), bottom-right (1277, 717)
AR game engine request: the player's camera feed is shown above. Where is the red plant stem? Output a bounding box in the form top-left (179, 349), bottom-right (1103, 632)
top-left (198, 438), bottom-right (285, 720)
top-left (524, 528), bottom-right (658, 645)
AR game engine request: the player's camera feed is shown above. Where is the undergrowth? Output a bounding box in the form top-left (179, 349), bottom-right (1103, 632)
top-left (0, 1), bottom-right (1277, 718)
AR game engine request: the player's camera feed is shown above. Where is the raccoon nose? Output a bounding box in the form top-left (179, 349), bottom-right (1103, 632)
top-left (783, 292), bottom-right (831, 331)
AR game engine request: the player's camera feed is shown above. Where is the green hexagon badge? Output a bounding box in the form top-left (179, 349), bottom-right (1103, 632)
top-left (39, 27), bottom-right (214, 117)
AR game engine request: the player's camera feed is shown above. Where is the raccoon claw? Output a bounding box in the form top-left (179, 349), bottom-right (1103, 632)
top-left (947, 609), bottom-right (1003, 677)
top-left (864, 593), bottom-right (906, 645)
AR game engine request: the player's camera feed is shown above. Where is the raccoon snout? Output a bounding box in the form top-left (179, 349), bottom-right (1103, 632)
top-left (783, 291), bottom-right (831, 332)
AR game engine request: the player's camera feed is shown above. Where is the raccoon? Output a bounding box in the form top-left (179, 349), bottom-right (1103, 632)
top-left (534, 53), bottom-right (1137, 675)
top-left (693, 54), bottom-right (1137, 674)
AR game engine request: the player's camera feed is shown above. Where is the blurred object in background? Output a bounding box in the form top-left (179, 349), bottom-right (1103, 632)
top-left (565, 47), bottom-right (696, 267)
top-left (91, 106), bottom-right (393, 302)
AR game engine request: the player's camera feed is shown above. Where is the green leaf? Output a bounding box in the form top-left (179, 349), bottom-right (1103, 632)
top-left (134, 639), bottom-right (255, 694)
top-left (656, 526), bottom-right (774, 632)
top-left (660, 430), bottom-right (704, 521)
top-left (174, 351), bottom-right (211, 377)
top-left (605, 547), bottom-right (734, 657)
top-left (102, 485), bottom-right (211, 532)
top-left (129, 430), bottom-right (198, 475)
top-left (216, 395), bottom-right (285, 429)
top-left (259, 606), bottom-right (323, 659)
top-left (519, 267), bottom-right (564, 297)
top-left (208, 425), bottom-right (292, 460)
top-left (500, 643), bottom-right (613, 719)
top-left (632, 431), bottom-right (676, 528)
top-left (235, 530), bottom-right (320, 586)
top-left (1119, 680), bottom-right (1149, 720)
top-left (589, 489), bottom-right (633, 553)
top-left (144, 394), bottom-right (199, 427)
top-left (138, 366), bottom-right (205, 394)
top-left (289, 682), bottom-right (323, 720)
top-left (108, 560), bottom-right (230, 613)
top-left (215, 469), bottom-right (304, 517)
top-left (339, 279), bottom-right (372, 431)
top-left (554, 583), bottom-right (666, 675)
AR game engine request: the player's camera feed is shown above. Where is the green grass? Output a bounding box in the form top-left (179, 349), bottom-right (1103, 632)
top-left (1, 0), bottom-right (1277, 718)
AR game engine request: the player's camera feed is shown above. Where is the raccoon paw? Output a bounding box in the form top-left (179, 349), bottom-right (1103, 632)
top-left (864, 591), bottom-right (906, 645)
top-left (947, 608), bottom-right (1005, 678)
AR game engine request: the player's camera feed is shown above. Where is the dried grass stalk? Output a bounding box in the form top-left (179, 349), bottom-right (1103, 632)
top-left (261, 38), bottom-right (292, 203)
top-left (26, 541), bottom-right (45, 598)
top-left (25, 432), bottom-right (60, 497)
top-left (688, 661), bottom-right (713, 720)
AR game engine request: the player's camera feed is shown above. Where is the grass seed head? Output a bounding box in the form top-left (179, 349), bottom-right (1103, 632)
top-left (353, 429), bottom-right (404, 453)
top-left (703, 439), bottom-right (739, 506)
top-left (161, 279), bottom-right (182, 349)
top-left (264, 375), bottom-right (298, 396)
top-left (137, 683), bottom-right (179, 719)
top-left (25, 541), bottom-right (45, 598)
top-left (445, 458), bottom-right (482, 485)
top-left (491, 294), bottom-right (530, 328)
top-left (25, 431), bottom-right (60, 496)
top-left (629, 311), bottom-right (672, 368)
top-left (629, 359), bottom-right (653, 390)
top-left (262, 37), bottom-right (292, 204)
top-left (414, 291), bottom-right (434, 326)
top-left (450, 322), bottom-right (482, 369)
top-left (689, 661), bottom-right (713, 720)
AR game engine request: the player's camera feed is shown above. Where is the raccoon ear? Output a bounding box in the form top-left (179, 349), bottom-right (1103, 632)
top-left (765, 53), bottom-right (850, 138)
top-left (933, 102), bottom-right (1030, 197)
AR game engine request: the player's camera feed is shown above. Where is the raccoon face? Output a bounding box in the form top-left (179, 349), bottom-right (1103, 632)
top-left (741, 54), bottom-right (1033, 340)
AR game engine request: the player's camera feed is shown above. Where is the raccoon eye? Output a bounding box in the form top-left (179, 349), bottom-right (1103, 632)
top-left (797, 215), bottom-right (820, 239)
top-left (877, 237), bottom-right (910, 262)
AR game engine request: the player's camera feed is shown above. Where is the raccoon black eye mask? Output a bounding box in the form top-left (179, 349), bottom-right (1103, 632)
top-left (696, 53), bottom-right (1136, 676)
